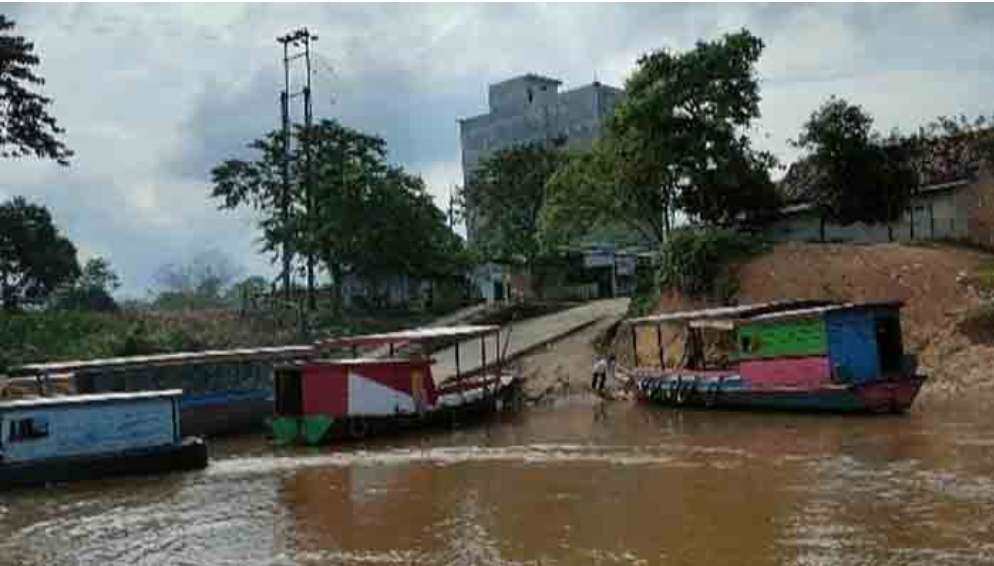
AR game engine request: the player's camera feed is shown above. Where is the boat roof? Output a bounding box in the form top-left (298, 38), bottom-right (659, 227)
top-left (627, 300), bottom-right (903, 327)
top-left (275, 357), bottom-right (434, 369)
top-left (0, 389), bottom-right (184, 411)
top-left (626, 300), bottom-right (834, 326)
top-left (316, 325), bottom-right (501, 349)
top-left (9, 345), bottom-right (316, 377)
top-left (742, 301), bottom-right (904, 324)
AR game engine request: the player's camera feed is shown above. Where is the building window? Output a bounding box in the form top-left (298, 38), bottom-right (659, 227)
top-left (8, 416), bottom-right (49, 442)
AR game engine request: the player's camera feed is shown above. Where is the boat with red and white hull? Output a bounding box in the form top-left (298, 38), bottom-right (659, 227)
top-left (271, 325), bottom-right (522, 445)
top-left (625, 301), bottom-right (926, 414)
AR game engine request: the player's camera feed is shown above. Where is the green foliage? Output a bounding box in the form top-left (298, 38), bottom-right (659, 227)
top-left (151, 249), bottom-right (241, 310)
top-left (0, 16), bottom-right (72, 165)
top-left (460, 142), bottom-right (565, 262)
top-left (627, 264), bottom-right (661, 318)
top-left (53, 257), bottom-right (120, 312)
top-left (657, 228), bottom-right (765, 302)
top-left (542, 29), bottom-right (779, 246)
top-left (973, 260), bottom-right (994, 295)
top-left (0, 310), bottom-right (127, 371)
top-left (0, 196), bottom-right (80, 312)
top-left (959, 303), bottom-right (994, 344)
top-left (211, 119), bottom-right (464, 311)
top-left (792, 96), bottom-right (917, 227)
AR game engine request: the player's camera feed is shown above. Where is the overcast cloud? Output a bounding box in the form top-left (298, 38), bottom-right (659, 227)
top-left (4, 3), bottom-right (994, 296)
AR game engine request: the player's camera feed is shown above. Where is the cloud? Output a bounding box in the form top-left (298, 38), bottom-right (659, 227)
top-left (3, 3), bottom-right (994, 296)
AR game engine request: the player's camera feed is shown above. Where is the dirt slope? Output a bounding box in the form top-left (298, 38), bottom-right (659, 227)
top-left (645, 242), bottom-right (994, 402)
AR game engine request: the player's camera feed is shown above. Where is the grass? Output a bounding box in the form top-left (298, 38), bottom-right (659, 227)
top-left (959, 303), bottom-right (994, 344)
top-left (972, 259), bottom-right (994, 296)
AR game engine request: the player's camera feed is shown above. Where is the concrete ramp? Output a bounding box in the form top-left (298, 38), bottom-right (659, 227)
top-left (432, 298), bottom-right (629, 384)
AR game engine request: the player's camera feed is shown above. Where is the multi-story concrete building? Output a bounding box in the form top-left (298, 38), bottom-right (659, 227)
top-left (458, 74), bottom-right (625, 301)
top-left (458, 73), bottom-right (624, 188)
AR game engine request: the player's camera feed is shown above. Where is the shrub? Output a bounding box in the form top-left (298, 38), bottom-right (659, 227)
top-left (657, 228), bottom-right (766, 302)
top-left (959, 303), bottom-right (994, 343)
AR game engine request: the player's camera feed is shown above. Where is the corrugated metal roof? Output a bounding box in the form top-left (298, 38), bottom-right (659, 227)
top-left (11, 346), bottom-right (316, 377)
top-left (317, 325), bottom-right (501, 349)
top-left (0, 389), bottom-right (183, 411)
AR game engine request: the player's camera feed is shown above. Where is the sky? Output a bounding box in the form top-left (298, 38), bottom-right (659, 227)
top-left (4, 3), bottom-right (994, 297)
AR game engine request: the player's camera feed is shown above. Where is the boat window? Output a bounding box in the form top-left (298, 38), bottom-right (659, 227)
top-left (8, 416), bottom-right (50, 442)
top-left (875, 315), bottom-right (904, 374)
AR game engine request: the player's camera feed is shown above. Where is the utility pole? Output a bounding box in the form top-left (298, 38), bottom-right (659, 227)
top-left (302, 29), bottom-right (317, 312)
top-left (277, 34), bottom-right (293, 302)
top-left (277, 28), bottom-right (319, 310)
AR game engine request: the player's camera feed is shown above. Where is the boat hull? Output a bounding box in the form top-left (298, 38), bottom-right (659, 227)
top-left (634, 375), bottom-right (926, 414)
top-left (272, 380), bottom-right (523, 445)
top-left (0, 437), bottom-right (208, 490)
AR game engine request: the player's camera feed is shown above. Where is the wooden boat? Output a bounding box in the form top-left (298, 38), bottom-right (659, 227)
top-left (624, 301), bottom-right (926, 413)
top-left (0, 390), bottom-right (207, 489)
top-left (9, 346), bottom-right (316, 437)
top-left (271, 325), bottom-right (522, 445)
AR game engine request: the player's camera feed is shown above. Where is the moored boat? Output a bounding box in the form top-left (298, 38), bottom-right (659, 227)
top-left (0, 389), bottom-right (208, 489)
top-left (271, 325), bottom-right (522, 445)
top-left (624, 301), bottom-right (926, 413)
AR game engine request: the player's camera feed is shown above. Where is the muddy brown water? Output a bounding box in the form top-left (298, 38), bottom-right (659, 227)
top-left (3, 395), bottom-right (994, 565)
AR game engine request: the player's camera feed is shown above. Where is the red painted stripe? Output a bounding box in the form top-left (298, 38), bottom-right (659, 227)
top-left (739, 356), bottom-right (831, 388)
top-left (302, 365), bottom-right (348, 417)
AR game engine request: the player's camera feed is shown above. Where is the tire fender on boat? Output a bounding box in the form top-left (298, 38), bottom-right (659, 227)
top-left (704, 377), bottom-right (722, 407)
top-left (675, 380), bottom-right (689, 405)
top-left (348, 417), bottom-right (369, 439)
top-left (667, 377), bottom-right (681, 404)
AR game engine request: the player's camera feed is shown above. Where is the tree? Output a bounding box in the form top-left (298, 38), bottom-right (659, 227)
top-left (0, 16), bottom-right (72, 165)
top-left (211, 130), bottom-right (294, 293)
top-left (542, 29), bottom-right (779, 246)
top-left (0, 197), bottom-right (80, 312)
top-left (153, 248), bottom-right (241, 309)
top-left (459, 142), bottom-right (565, 263)
top-left (792, 96), bottom-right (917, 237)
top-left (213, 119), bottom-right (464, 313)
top-left (54, 256), bottom-right (120, 311)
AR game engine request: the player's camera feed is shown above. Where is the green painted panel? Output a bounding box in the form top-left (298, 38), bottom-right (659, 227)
top-left (271, 417), bottom-right (301, 445)
top-left (301, 416), bottom-right (334, 445)
top-left (737, 318), bottom-right (827, 360)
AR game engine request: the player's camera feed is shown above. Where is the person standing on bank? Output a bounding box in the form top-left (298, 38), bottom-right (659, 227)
top-left (592, 355), bottom-right (607, 392)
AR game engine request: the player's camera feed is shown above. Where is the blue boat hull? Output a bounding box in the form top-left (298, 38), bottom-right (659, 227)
top-left (634, 375), bottom-right (926, 414)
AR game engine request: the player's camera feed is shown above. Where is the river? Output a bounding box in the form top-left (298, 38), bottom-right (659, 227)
top-left (2, 394), bottom-right (994, 565)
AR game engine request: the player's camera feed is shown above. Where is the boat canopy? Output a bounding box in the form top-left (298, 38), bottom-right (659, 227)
top-left (626, 300), bottom-right (903, 329)
top-left (316, 325), bottom-right (501, 350)
top-left (625, 300), bottom-right (833, 327)
top-left (740, 301), bottom-right (904, 325)
top-left (10, 346), bottom-right (316, 377)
